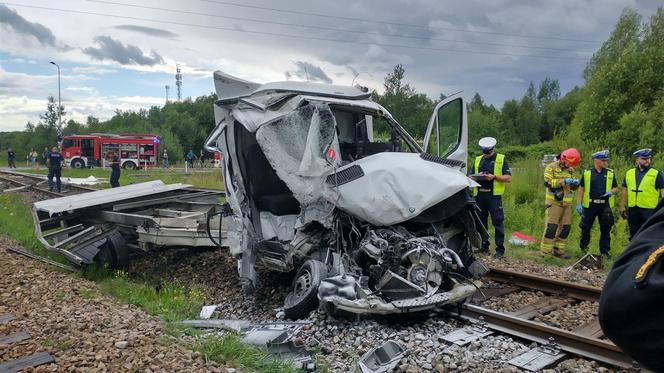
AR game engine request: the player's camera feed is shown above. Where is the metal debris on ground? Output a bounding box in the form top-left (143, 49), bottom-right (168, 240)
top-left (356, 340), bottom-right (405, 373)
top-left (182, 319), bottom-right (315, 371)
top-left (199, 305), bottom-right (219, 319)
top-left (31, 180), bottom-right (226, 267)
top-left (440, 320), bottom-right (494, 346)
top-left (7, 246), bottom-right (77, 272)
top-left (566, 253), bottom-right (603, 271)
top-left (508, 338), bottom-right (567, 372)
top-left (180, 319), bottom-right (251, 333)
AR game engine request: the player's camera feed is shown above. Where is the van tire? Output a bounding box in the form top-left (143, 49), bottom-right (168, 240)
top-left (94, 231), bottom-right (129, 269)
top-left (283, 260), bottom-right (327, 320)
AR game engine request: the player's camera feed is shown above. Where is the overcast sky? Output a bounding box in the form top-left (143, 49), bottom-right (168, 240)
top-left (0, 0), bottom-right (660, 131)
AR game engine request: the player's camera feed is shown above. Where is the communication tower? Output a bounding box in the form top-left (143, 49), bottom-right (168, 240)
top-left (175, 64), bottom-right (182, 101)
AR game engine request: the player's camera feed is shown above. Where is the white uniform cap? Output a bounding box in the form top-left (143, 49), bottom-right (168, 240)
top-left (478, 137), bottom-right (497, 149)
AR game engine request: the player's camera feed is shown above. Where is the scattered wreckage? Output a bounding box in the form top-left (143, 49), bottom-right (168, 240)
top-left (31, 71), bottom-right (489, 320)
top-left (31, 180), bottom-right (226, 267)
top-left (204, 71), bottom-right (488, 319)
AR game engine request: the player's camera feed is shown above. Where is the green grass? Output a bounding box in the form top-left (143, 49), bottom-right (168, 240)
top-left (0, 194), bottom-right (70, 265)
top-left (42, 336), bottom-right (73, 351)
top-left (190, 332), bottom-right (302, 373)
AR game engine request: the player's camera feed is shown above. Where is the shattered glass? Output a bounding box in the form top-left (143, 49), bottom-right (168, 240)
top-left (256, 102), bottom-right (341, 212)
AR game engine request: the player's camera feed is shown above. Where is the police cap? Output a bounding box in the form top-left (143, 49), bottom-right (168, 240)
top-left (591, 150), bottom-right (609, 160)
top-left (633, 148), bottom-right (652, 158)
top-left (478, 137), bottom-right (497, 150)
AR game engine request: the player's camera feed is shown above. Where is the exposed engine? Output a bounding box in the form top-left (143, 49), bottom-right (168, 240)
top-left (316, 211), bottom-right (485, 315)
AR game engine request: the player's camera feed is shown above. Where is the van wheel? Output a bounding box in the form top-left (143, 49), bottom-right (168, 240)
top-left (71, 159), bottom-right (85, 168)
top-left (123, 161), bottom-right (136, 170)
top-left (284, 260), bottom-right (328, 320)
top-left (94, 231), bottom-right (129, 269)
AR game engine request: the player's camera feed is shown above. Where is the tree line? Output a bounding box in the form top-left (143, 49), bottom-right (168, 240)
top-left (2, 7), bottom-right (662, 163)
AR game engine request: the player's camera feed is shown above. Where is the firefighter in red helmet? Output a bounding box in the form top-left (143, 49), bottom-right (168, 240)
top-left (541, 148), bottom-right (581, 258)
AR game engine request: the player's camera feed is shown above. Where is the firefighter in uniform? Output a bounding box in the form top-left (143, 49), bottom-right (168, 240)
top-left (469, 137), bottom-right (512, 258)
top-left (46, 146), bottom-right (62, 193)
top-left (576, 150), bottom-right (617, 259)
top-left (619, 148), bottom-right (664, 239)
top-left (541, 148), bottom-right (581, 258)
top-left (599, 200), bottom-right (664, 372)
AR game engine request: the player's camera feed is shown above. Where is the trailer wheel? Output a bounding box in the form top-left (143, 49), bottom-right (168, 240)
top-left (122, 161), bottom-right (136, 170)
top-left (94, 231), bottom-right (129, 269)
top-left (71, 159), bottom-right (85, 169)
top-left (283, 260), bottom-right (327, 320)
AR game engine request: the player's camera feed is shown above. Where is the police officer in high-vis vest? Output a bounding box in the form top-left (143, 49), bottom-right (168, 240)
top-left (469, 137), bottom-right (512, 258)
top-left (576, 150), bottom-right (617, 258)
top-left (619, 148), bottom-right (664, 239)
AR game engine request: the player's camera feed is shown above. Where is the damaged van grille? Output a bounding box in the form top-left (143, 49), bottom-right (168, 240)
top-left (326, 165), bottom-right (364, 186)
top-left (420, 153), bottom-right (466, 169)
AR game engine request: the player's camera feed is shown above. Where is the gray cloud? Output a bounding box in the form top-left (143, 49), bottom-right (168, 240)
top-left (0, 4), bottom-right (60, 48)
top-left (114, 25), bottom-right (179, 39)
top-left (285, 61), bottom-right (333, 83)
top-left (83, 36), bottom-right (165, 66)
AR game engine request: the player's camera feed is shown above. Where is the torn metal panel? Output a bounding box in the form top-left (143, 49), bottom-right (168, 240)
top-left (33, 180), bottom-right (191, 216)
top-left (180, 319), bottom-right (251, 333)
top-left (356, 340), bottom-right (405, 373)
top-left (240, 322), bottom-right (314, 371)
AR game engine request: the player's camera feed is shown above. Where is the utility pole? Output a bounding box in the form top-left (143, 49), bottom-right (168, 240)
top-left (165, 85), bottom-right (170, 103)
top-left (175, 64), bottom-right (182, 101)
top-left (49, 61), bottom-right (62, 144)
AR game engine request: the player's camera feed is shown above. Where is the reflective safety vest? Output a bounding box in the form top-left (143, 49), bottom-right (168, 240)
top-left (472, 153), bottom-right (505, 196)
top-left (582, 169), bottom-right (615, 208)
top-left (626, 168), bottom-right (660, 209)
top-left (544, 161), bottom-right (575, 205)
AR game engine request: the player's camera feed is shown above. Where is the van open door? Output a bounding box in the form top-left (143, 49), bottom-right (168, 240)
top-left (422, 94), bottom-right (468, 172)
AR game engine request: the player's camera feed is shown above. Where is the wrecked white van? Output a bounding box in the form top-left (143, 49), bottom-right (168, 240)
top-left (205, 71), bottom-right (488, 319)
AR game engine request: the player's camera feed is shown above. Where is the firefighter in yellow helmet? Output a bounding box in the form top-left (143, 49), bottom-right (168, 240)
top-left (541, 148), bottom-right (581, 258)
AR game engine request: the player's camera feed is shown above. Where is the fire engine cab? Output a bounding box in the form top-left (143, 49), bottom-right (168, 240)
top-left (61, 133), bottom-right (161, 169)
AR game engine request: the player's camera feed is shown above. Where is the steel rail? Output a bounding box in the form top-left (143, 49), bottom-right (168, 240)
top-left (486, 266), bottom-right (602, 302)
top-left (0, 170), bottom-right (97, 193)
top-left (0, 174), bottom-right (65, 197)
top-left (460, 304), bottom-right (634, 369)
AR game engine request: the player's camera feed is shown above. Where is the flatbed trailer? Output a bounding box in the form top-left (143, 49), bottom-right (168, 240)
top-left (31, 180), bottom-right (229, 267)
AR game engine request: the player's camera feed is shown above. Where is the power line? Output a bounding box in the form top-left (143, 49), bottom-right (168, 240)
top-left (200, 0), bottom-right (601, 44)
top-left (86, 0), bottom-right (594, 54)
top-left (1, 2), bottom-right (589, 61)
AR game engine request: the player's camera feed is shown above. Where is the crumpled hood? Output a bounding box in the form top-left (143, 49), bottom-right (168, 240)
top-left (327, 153), bottom-right (478, 226)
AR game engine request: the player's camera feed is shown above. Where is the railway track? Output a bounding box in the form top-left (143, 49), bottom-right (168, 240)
top-left (454, 266), bottom-right (637, 370)
top-left (0, 170), bottom-right (640, 370)
top-left (0, 169), bottom-right (97, 197)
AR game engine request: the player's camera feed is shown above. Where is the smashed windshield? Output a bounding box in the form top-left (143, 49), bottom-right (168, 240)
top-left (255, 102), bottom-right (341, 204)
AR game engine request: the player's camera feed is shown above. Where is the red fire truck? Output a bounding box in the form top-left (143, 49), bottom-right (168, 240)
top-left (61, 133), bottom-right (161, 169)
